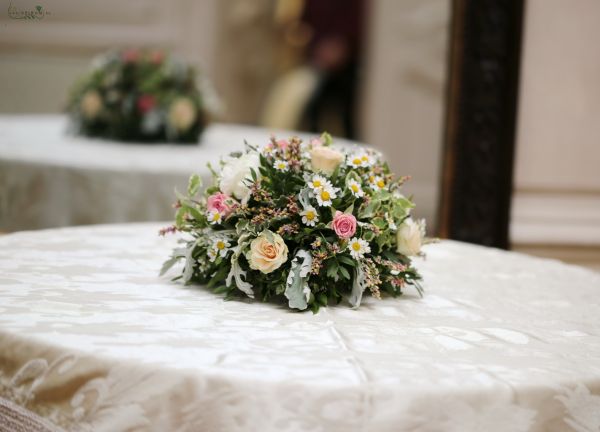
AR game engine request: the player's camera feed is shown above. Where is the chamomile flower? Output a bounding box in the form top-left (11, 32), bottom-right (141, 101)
top-left (210, 238), bottom-right (231, 261)
top-left (308, 175), bottom-right (330, 192)
top-left (347, 154), bottom-right (365, 169)
top-left (360, 153), bottom-right (374, 167)
top-left (315, 186), bottom-right (338, 207)
top-left (348, 237), bottom-right (371, 260)
top-left (371, 176), bottom-right (386, 191)
top-left (300, 207), bottom-right (319, 226)
top-left (273, 159), bottom-right (289, 172)
top-left (347, 180), bottom-right (364, 198)
top-left (207, 248), bottom-right (218, 262)
top-left (206, 209), bottom-right (222, 225)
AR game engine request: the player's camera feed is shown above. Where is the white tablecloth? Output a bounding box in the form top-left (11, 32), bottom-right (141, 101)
top-left (1, 224), bottom-right (599, 431)
top-left (0, 115), bottom-right (331, 232)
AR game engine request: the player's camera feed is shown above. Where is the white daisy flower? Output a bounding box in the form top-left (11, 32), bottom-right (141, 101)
top-left (308, 175), bottom-right (330, 191)
top-left (348, 237), bottom-right (371, 260)
top-left (300, 207), bottom-right (319, 226)
top-left (371, 176), bottom-right (386, 190)
top-left (347, 180), bottom-right (364, 198)
top-left (273, 159), bottom-right (289, 172)
top-left (347, 154), bottom-right (365, 169)
top-left (206, 209), bottom-right (222, 225)
top-left (315, 185), bottom-right (338, 207)
top-left (360, 153), bottom-right (374, 167)
top-left (207, 248), bottom-right (218, 262)
top-left (209, 238), bottom-right (231, 261)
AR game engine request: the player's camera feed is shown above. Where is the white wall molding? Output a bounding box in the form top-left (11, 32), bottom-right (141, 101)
top-left (510, 190), bottom-right (600, 246)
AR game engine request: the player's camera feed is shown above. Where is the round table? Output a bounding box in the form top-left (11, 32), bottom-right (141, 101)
top-left (0, 115), bottom-right (336, 232)
top-left (1, 224), bottom-right (599, 431)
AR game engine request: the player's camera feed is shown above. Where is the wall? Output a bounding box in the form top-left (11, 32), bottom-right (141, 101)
top-left (361, 0), bottom-right (450, 230)
top-left (512, 0), bottom-right (600, 260)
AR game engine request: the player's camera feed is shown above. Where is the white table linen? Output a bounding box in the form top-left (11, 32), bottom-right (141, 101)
top-left (0, 115), bottom-right (328, 232)
top-left (1, 224), bottom-right (600, 431)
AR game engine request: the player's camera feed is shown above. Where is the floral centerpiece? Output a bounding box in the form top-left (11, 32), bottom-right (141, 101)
top-left (67, 49), bottom-right (212, 144)
top-left (161, 133), bottom-right (427, 312)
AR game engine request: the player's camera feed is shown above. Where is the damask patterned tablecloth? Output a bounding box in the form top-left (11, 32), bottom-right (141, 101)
top-left (0, 115), bottom-right (327, 232)
top-left (1, 224), bottom-right (600, 432)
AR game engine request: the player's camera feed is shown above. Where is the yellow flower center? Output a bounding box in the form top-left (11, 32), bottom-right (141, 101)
top-left (369, 175), bottom-right (375, 183)
top-left (212, 213), bottom-right (220, 221)
top-left (377, 180), bottom-right (385, 188)
top-left (216, 241), bottom-right (225, 250)
top-left (277, 163), bottom-right (285, 169)
top-left (361, 155), bottom-right (368, 162)
top-left (352, 242), bottom-right (361, 251)
top-left (313, 179), bottom-right (321, 188)
top-left (321, 190), bottom-right (331, 201)
top-left (306, 211), bottom-right (315, 221)
top-left (352, 158), bottom-right (362, 165)
top-left (351, 184), bottom-right (359, 192)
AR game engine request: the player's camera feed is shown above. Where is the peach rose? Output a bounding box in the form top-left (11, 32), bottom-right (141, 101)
top-left (248, 231), bottom-right (288, 274)
top-left (310, 146), bottom-right (344, 175)
top-left (168, 97), bottom-right (197, 132)
top-left (332, 211), bottom-right (357, 239)
top-left (80, 91), bottom-right (103, 119)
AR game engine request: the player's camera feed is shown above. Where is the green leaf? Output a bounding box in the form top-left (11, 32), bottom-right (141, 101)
top-left (187, 174), bottom-right (202, 196)
top-left (338, 265), bottom-right (351, 280)
top-left (337, 255), bottom-right (356, 267)
top-left (159, 255), bottom-right (180, 276)
top-left (321, 131), bottom-right (333, 146)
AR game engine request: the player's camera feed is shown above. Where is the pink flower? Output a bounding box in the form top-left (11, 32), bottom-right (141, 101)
top-left (310, 138), bottom-right (323, 147)
top-left (121, 49), bottom-right (140, 63)
top-left (276, 139), bottom-right (289, 150)
top-left (207, 192), bottom-right (236, 217)
top-left (137, 95), bottom-right (156, 113)
top-left (149, 50), bottom-right (164, 65)
top-left (332, 211), bottom-right (357, 239)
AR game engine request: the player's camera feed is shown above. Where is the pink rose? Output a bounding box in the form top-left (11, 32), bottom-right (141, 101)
top-left (276, 139), bottom-right (289, 150)
top-left (332, 211), bottom-right (357, 239)
top-left (137, 95), bottom-right (156, 113)
top-left (310, 138), bottom-right (323, 147)
top-left (207, 192), bottom-right (236, 217)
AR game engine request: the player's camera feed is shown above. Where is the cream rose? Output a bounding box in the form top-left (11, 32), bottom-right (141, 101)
top-left (248, 231), bottom-right (289, 274)
top-left (168, 97), bottom-right (197, 132)
top-left (396, 218), bottom-right (425, 256)
top-left (80, 91), bottom-right (102, 119)
top-left (219, 152), bottom-right (260, 201)
top-left (310, 146), bottom-right (344, 175)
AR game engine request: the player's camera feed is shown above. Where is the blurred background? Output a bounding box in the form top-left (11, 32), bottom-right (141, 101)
top-left (0, 0), bottom-right (598, 270)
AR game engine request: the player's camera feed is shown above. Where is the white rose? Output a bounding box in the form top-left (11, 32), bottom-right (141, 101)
top-left (248, 231), bottom-right (289, 274)
top-left (310, 146), bottom-right (344, 175)
top-left (219, 152), bottom-right (260, 201)
top-left (168, 97), bottom-right (197, 132)
top-left (80, 91), bottom-right (102, 119)
top-left (396, 218), bottom-right (425, 256)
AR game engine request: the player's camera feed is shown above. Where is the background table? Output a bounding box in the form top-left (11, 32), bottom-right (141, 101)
top-left (1, 224), bottom-right (599, 431)
top-left (0, 115), bottom-right (337, 232)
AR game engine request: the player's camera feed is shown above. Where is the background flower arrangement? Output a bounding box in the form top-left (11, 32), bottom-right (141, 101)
top-left (162, 133), bottom-right (427, 312)
top-left (67, 49), bottom-right (211, 143)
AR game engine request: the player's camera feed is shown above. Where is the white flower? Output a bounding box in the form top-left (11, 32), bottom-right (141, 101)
top-left (308, 174), bottom-right (330, 192)
top-left (208, 238), bottom-right (231, 261)
top-left (219, 152), bottom-right (260, 201)
top-left (347, 180), bottom-right (364, 198)
top-left (396, 218), bottom-right (426, 256)
top-left (206, 210), bottom-right (222, 225)
top-left (347, 153), bottom-right (371, 169)
top-left (371, 176), bottom-right (386, 191)
top-left (168, 97), bottom-right (197, 132)
top-left (273, 159), bottom-right (289, 172)
top-left (301, 207), bottom-right (319, 226)
top-left (348, 237), bottom-right (371, 260)
top-left (310, 146), bottom-right (344, 175)
top-left (315, 185), bottom-right (338, 207)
